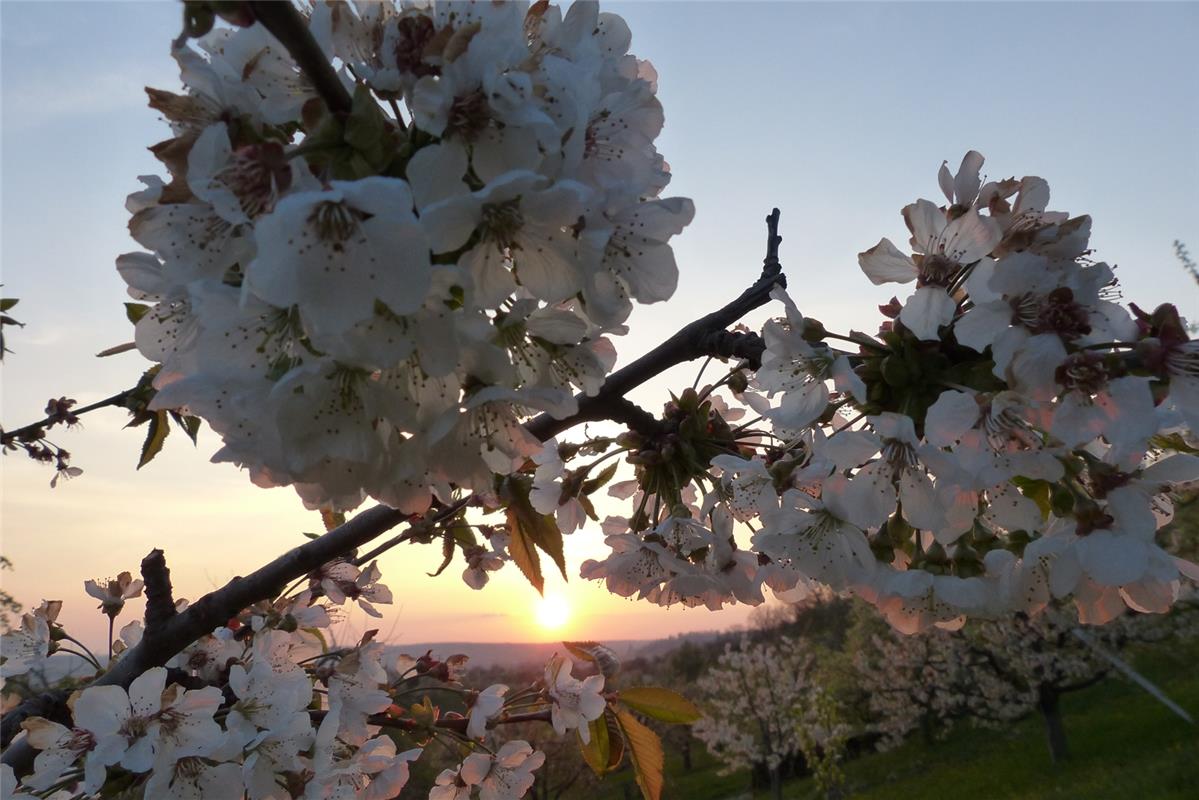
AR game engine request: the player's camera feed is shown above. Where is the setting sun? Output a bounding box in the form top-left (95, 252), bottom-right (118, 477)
top-left (535, 593), bottom-right (572, 630)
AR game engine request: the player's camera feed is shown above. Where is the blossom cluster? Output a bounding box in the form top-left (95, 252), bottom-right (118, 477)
top-left (121, 0), bottom-right (691, 512)
top-left (0, 560), bottom-right (618, 799)
top-left (573, 152), bottom-right (1199, 631)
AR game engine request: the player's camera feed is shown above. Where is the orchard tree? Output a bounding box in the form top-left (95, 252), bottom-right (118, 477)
top-left (692, 636), bottom-right (848, 800)
top-left (2, 0), bottom-right (1199, 797)
top-left (854, 600), bottom-right (1198, 762)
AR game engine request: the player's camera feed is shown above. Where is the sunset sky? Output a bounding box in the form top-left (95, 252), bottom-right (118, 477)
top-left (2, 1), bottom-right (1196, 654)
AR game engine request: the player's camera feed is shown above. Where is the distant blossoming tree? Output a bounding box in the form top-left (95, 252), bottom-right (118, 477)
top-left (693, 636), bottom-right (848, 800)
top-left (2, 0), bottom-right (1198, 797)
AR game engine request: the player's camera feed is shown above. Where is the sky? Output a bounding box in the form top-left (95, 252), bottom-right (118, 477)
top-left (1, 1), bottom-right (1196, 654)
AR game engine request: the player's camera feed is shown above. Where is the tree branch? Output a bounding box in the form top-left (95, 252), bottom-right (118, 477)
top-left (246, 1), bottom-right (352, 117)
top-left (527, 209), bottom-right (785, 440)
top-left (1, 210), bottom-right (788, 775)
top-left (1, 389), bottom-right (132, 446)
top-left (140, 549), bottom-right (176, 635)
top-left (2, 505), bottom-right (413, 773)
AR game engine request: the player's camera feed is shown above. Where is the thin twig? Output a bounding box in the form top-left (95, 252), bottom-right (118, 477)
top-left (527, 210), bottom-right (786, 441)
top-left (1, 389), bottom-right (133, 445)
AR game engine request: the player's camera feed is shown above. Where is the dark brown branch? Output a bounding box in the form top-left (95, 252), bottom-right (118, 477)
top-left (0, 693), bottom-right (70, 749)
top-left (1, 389), bottom-right (132, 446)
top-left (140, 549), bottom-right (176, 635)
top-left (527, 209), bottom-right (785, 441)
top-left (247, 1), bottom-right (353, 117)
top-left (697, 330), bottom-right (767, 369)
top-left (2, 505), bottom-right (410, 773)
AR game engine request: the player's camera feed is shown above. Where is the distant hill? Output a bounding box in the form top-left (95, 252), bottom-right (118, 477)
top-left (387, 630), bottom-right (731, 669)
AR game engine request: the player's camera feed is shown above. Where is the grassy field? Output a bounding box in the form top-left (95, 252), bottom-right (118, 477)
top-left (584, 639), bottom-right (1199, 800)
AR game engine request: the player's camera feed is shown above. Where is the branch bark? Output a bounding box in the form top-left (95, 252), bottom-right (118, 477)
top-left (246, 1), bottom-right (352, 117)
top-left (140, 549), bottom-right (176, 635)
top-left (527, 208), bottom-right (785, 441)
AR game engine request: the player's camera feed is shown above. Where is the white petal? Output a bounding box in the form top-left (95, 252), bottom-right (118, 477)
top-left (899, 286), bottom-right (956, 341)
top-left (857, 238), bottom-right (917, 285)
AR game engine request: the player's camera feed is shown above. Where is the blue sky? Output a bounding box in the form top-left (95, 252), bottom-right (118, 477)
top-left (2, 1), bottom-right (1196, 647)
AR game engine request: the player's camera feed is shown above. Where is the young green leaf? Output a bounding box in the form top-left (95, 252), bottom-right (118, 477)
top-left (506, 514), bottom-right (545, 594)
top-left (616, 708), bottom-right (664, 800)
top-left (137, 409), bottom-right (170, 469)
top-left (618, 687), bottom-right (702, 724)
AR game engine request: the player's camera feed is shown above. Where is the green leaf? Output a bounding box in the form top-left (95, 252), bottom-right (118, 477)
top-left (428, 532), bottom-right (455, 577)
top-left (616, 708), bottom-right (664, 800)
top-left (124, 302), bottom-right (151, 325)
top-left (578, 714), bottom-right (611, 776)
top-left (1013, 477), bottom-right (1052, 520)
top-left (619, 687), bottom-right (701, 724)
top-left (137, 410), bottom-right (170, 469)
top-left (1152, 432), bottom-right (1199, 456)
top-left (563, 641), bottom-right (622, 680)
top-left (505, 478), bottom-right (567, 583)
top-left (169, 411), bottom-right (202, 444)
top-left (301, 532), bottom-right (321, 540)
top-left (344, 84), bottom-right (392, 174)
top-left (582, 461), bottom-right (619, 495)
top-left (0, 298), bottom-right (18, 312)
top-left (506, 514), bottom-right (545, 594)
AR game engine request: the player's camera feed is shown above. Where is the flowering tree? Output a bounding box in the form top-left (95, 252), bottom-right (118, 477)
top-left (854, 601), bottom-right (1198, 762)
top-left (692, 636), bottom-right (848, 800)
top-left (2, 0), bottom-right (1199, 797)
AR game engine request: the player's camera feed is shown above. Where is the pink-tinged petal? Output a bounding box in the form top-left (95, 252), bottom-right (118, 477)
top-left (1096, 377), bottom-right (1158, 458)
top-left (924, 390), bottom-right (979, 448)
top-left (899, 286), bottom-right (956, 341)
top-left (1075, 532), bottom-right (1148, 586)
top-left (1051, 392), bottom-right (1107, 449)
top-left (857, 238), bottom-right (917, 285)
top-left (1173, 557), bottom-right (1199, 581)
top-left (832, 355), bottom-right (867, 403)
top-left (842, 461), bottom-right (896, 530)
top-left (1120, 580), bottom-right (1175, 614)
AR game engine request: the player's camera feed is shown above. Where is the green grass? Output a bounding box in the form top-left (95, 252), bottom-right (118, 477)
top-left (584, 640), bottom-right (1199, 800)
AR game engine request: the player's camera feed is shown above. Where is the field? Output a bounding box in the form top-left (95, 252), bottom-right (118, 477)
top-left (580, 639), bottom-right (1199, 800)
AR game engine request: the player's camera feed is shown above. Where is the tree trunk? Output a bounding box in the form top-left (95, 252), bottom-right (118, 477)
top-left (770, 764), bottom-right (783, 800)
top-left (1038, 685), bottom-right (1070, 763)
top-left (681, 737), bottom-right (692, 772)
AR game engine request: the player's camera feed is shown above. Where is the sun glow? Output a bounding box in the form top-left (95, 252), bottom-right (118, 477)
top-left (535, 593), bottom-right (571, 630)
